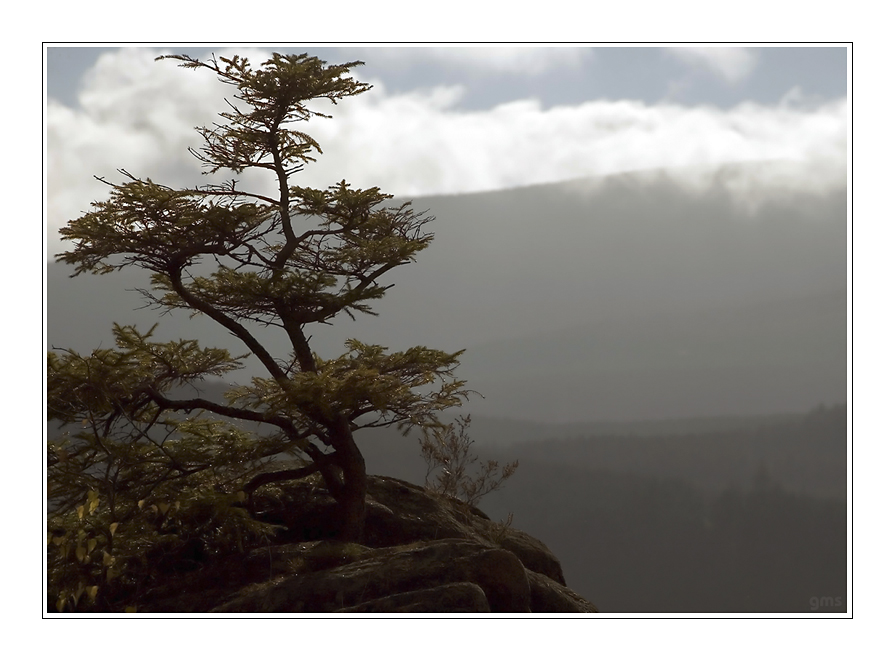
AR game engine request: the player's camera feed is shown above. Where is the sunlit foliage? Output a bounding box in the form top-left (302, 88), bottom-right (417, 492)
top-left (48, 52), bottom-right (470, 611)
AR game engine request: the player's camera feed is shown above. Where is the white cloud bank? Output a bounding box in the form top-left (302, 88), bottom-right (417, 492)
top-left (47, 48), bottom-right (846, 255)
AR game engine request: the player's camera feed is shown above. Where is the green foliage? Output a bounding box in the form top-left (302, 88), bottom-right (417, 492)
top-left (47, 326), bottom-right (285, 611)
top-left (227, 340), bottom-right (466, 428)
top-left (419, 415), bottom-right (519, 507)
top-left (48, 51), bottom-right (472, 609)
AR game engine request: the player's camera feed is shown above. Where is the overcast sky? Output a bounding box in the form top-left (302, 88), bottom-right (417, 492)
top-left (45, 45), bottom-right (847, 257)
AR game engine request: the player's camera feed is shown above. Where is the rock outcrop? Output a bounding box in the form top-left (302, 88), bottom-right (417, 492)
top-left (132, 474), bottom-right (598, 613)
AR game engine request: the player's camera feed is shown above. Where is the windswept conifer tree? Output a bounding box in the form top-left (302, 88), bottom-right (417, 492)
top-left (48, 53), bottom-right (469, 609)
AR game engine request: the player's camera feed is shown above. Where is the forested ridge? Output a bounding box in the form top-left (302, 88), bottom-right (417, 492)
top-left (359, 402), bottom-right (849, 612)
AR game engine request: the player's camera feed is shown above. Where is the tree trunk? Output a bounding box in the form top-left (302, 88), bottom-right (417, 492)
top-left (330, 416), bottom-right (367, 542)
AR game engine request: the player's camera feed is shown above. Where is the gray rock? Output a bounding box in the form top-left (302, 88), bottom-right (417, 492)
top-left (361, 476), bottom-right (567, 585)
top-left (336, 582), bottom-right (490, 613)
top-left (526, 570), bottom-right (599, 613)
top-left (131, 474), bottom-right (598, 613)
top-left (212, 539), bottom-right (531, 613)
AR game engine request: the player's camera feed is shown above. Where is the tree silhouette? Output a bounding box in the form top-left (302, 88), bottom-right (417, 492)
top-left (48, 52), bottom-right (469, 610)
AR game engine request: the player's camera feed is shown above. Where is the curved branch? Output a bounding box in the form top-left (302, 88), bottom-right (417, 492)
top-left (145, 386), bottom-right (306, 440)
top-left (243, 453), bottom-right (338, 496)
top-left (180, 186), bottom-right (280, 207)
top-left (165, 267), bottom-right (291, 387)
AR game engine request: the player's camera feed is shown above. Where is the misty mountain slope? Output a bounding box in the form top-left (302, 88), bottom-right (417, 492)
top-left (353, 406), bottom-right (847, 612)
top-left (475, 460), bottom-right (846, 612)
top-left (496, 404), bottom-right (847, 500)
top-left (355, 403), bottom-right (846, 501)
top-left (47, 163), bottom-right (846, 421)
top-left (371, 165), bottom-right (846, 349)
top-left (465, 290), bottom-right (845, 376)
top-left (458, 288), bottom-right (846, 421)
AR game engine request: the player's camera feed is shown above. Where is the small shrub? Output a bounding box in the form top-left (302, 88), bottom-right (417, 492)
top-left (419, 415), bottom-right (518, 507)
top-left (485, 512), bottom-right (515, 546)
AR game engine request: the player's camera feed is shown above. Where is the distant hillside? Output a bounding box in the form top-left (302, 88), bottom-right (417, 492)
top-left (356, 402), bottom-right (847, 501)
top-left (458, 289), bottom-right (846, 421)
top-left (64, 377), bottom-right (846, 501)
top-left (48, 165), bottom-right (846, 421)
top-left (505, 403), bottom-right (846, 500)
top-left (479, 461), bottom-right (847, 612)
top-left (441, 410), bottom-right (809, 446)
top-left (356, 404), bottom-right (848, 612)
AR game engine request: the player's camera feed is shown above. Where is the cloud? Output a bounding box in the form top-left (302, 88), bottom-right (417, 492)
top-left (47, 49), bottom-right (846, 256)
top-left (347, 46), bottom-right (592, 75)
top-left (47, 48), bottom-right (279, 254)
top-left (667, 47), bottom-right (759, 84)
top-left (307, 84), bottom-right (845, 200)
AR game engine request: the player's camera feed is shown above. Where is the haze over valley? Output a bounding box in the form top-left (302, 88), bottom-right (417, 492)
top-left (48, 164), bottom-right (846, 423)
